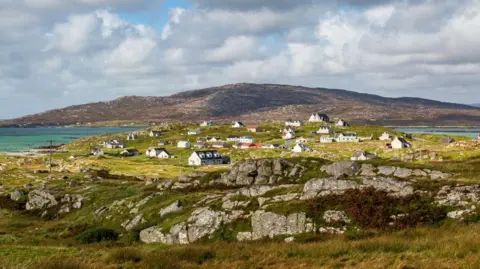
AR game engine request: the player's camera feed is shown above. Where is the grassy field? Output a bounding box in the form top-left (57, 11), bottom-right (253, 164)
top-left (0, 122), bottom-right (479, 268)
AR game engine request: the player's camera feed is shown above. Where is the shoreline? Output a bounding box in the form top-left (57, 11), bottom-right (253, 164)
top-left (0, 149), bottom-right (52, 157)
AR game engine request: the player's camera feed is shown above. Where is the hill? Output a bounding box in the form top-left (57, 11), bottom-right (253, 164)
top-left (2, 83), bottom-right (480, 126)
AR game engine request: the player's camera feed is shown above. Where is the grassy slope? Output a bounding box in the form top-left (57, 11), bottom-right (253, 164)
top-left (0, 123), bottom-right (479, 268)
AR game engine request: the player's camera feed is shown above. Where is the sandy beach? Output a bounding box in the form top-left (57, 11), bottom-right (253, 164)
top-left (0, 150), bottom-right (48, 157)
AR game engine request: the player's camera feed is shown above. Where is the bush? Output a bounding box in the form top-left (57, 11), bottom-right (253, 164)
top-left (107, 248), bottom-right (143, 264)
top-left (75, 228), bottom-right (119, 244)
top-left (0, 196), bottom-right (25, 211)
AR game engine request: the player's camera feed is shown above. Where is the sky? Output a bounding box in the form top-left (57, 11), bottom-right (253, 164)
top-left (1, 0), bottom-right (480, 119)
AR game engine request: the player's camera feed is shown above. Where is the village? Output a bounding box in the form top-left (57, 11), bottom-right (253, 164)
top-left (84, 112), bottom-right (436, 169)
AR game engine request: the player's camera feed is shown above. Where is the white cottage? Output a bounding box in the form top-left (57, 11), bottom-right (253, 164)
top-left (285, 120), bottom-right (304, 127)
top-left (239, 136), bottom-right (254, 143)
top-left (391, 137), bottom-right (411, 149)
top-left (309, 113), bottom-right (330, 122)
top-left (335, 119), bottom-right (349, 127)
top-left (351, 151), bottom-right (378, 161)
top-left (292, 143), bottom-right (312, 153)
top-left (295, 137), bottom-right (308, 144)
top-left (200, 120), bottom-right (214, 127)
top-left (188, 129), bottom-right (201, 135)
top-left (149, 131), bottom-right (162, 137)
top-left (379, 132), bottom-right (392, 141)
top-left (282, 130), bottom-right (296, 139)
top-left (177, 141), bottom-right (192, 148)
top-left (120, 149), bottom-right (140, 157)
top-left (146, 148), bottom-right (172, 158)
top-left (91, 147), bottom-right (104, 155)
top-left (188, 151), bottom-right (224, 166)
top-left (103, 140), bottom-right (125, 149)
top-left (127, 134), bottom-right (138, 140)
top-left (335, 133), bottom-right (359, 143)
top-left (231, 121), bottom-right (245, 128)
top-left (320, 136), bottom-right (335, 143)
top-left (317, 126), bottom-right (333, 134)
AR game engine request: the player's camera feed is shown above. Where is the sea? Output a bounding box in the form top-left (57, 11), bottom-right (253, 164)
top-left (0, 127), bottom-right (142, 152)
top-left (395, 127), bottom-right (479, 139)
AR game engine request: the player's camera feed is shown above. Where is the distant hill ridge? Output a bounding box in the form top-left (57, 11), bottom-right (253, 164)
top-left (1, 83), bottom-right (479, 126)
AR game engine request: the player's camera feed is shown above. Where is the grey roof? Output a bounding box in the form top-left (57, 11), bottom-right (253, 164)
top-left (194, 151), bottom-right (222, 160)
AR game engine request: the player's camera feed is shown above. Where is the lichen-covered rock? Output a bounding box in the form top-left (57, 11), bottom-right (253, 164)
top-left (130, 195), bottom-right (154, 214)
top-left (394, 168), bottom-right (412, 178)
top-left (159, 200), bottom-right (184, 218)
top-left (413, 169), bottom-right (428, 177)
top-left (217, 159), bottom-right (298, 186)
top-left (447, 206), bottom-right (476, 219)
top-left (436, 185), bottom-right (480, 207)
top-left (122, 214), bottom-right (146, 231)
top-left (430, 171), bottom-right (451, 180)
top-left (251, 211), bottom-right (313, 240)
top-left (301, 178), bottom-right (359, 200)
top-left (236, 232), bottom-right (253, 241)
top-left (362, 177), bottom-right (414, 197)
top-left (139, 226), bottom-right (171, 244)
top-left (319, 227), bottom-right (346, 234)
top-left (378, 166), bottom-right (396, 176)
top-left (360, 164), bottom-right (376, 177)
top-left (322, 161), bottom-right (360, 177)
top-left (157, 180), bottom-right (174, 190)
top-left (26, 190), bottom-right (58, 210)
top-left (323, 210), bottom-right (351, 224)
top-left (10, 189), bottom-right (24, 202)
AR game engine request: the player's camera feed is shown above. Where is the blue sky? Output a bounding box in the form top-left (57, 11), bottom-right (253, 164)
top-left (120, 0), bottom-right (190, 30)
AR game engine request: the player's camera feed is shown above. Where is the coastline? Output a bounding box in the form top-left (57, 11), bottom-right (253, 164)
top-left (0, 149), bottom-right (49, 157)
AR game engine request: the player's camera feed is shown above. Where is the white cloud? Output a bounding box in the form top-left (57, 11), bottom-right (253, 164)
top-left (1, 0), bottom-right (480, 118)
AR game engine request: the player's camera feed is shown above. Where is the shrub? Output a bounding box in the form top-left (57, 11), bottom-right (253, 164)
top-left (0, 196), bottom-right (25, 211)
top-left (107, 248), bottom-right (143, 264)
top-left (75, 228), bottom-right (119, 244)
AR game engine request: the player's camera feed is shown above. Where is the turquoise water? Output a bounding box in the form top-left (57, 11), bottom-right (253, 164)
top-left (396, 128), bottom-right (479, 138)
top-left (0, 127), bottom-right (142, 152)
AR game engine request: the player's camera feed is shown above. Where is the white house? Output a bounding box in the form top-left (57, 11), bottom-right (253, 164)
top-left (149, 131), bottom-right (162, 137)
top-left (247, 126), bottom-right (262, 133)
top-left (103, 140), bottom-right (125, 149)
top-left (295, 137), bottom-right (308, 144)
top-left (320, 136), bottom-right (335, 143)
top-left (292, 143), bottom-right (312, 153)
top-left (227, 135), bottom-right (241, 142)
top-left (206, 137), bottom-right (222, 142)
top-left (351, 151), bottom-right (378, 161)
top-left (146, 147), bottom-right (172, 158)
top-left (317, 126), bottom-right (333, 134)
top-left (335, 133), bottom-right (359, 143)
top-left (239, 136), bottom-right (254, 143)
top-left (188, 150), bottom-right (224, 166)
top-left (309, 113), bottom-right (330, 122)
top-left (336, 119), bottom-right (349, 127)
top-left (91, 147), bottom-right (104, 155)
top-left (127, 134), bottom-right (138, 140)
top-left (200, 120), bottom-right (214, 127)
top-left (188, 129), bottom-right (201, 135)
top-left (391, 137), bottom-right (411, 149)
top-left (262, 144), bottom-right (281, 149)
top-left (120, 149), bottom-right (140, 157)
top-left (282, 130), bottom-right (296, 139)
top-left (177, 141), bottom-right (192, 148)
top-left (379, 132), bottom-right (392, 141)
top-left (231, 121), bottom-right (245, 128)
top-left (285, 120), bottom-right (304, 127)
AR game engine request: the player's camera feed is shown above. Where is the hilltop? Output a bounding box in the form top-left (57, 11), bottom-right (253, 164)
top-left (1, 83), bottom-right (480, 126)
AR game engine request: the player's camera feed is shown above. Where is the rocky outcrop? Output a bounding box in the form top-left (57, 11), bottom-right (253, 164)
top-left (217, 159), bottom-right (301, 186)
top-left (140, 207), bottom-right (244, 244)
top-left (26, 190), bottom-right (58, 210)
top-left (249, 211), bottom-right (314, 240)
top-left (159, 200), bottom-right (183, 218)
top-left (436, 185), bottom-right (480, 207)
top-left (122, 214), bottom-right (146, 231)
top-left (321, 161), bottom-right (360, 178)
top-left (58, 194), bottom-right (85, 214)
top-left (362, 177), bottom-right (414, 197)
top-left (10, 189), bottom-right (24, 201)
top-left (301, 178), bottom-right (359, 200)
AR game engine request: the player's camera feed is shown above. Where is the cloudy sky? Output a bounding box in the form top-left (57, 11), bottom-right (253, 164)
top-left (1, 0), bottom-right (479, 118)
